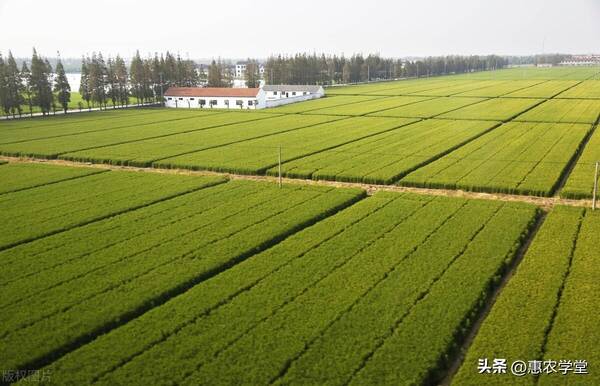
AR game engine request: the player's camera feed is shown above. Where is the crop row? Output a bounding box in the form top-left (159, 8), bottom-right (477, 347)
top-left (29, 194), bottom-right (538, 385)
top-left (1, 177), bottom-right (363, 374)
top-left (268, 95), bottom-right (382, 113)
top-left (0, 169), bottom-right (225, 250)
top-left (369, 96), bottom-right (487, 118)
top-left (153, 116), bottom-right (417, 174)
top-left (58, 114), bottom-right (340, 166)
top-left (400, 121), bottom-right (591, 196)
top-left (0, 163), bottom-right (104, 195)
top-left (147, 197), bottom-right (532, 385)
top-left (452, 80), bottom-right (544, 98)
top-left (0, 111), bottom-right (277, 158)
top-left (306, 95), bottom-right (432, 116)
top-left (515, 98), bottom-right (600, 124)
top-left (453, 206), bottom-right (599, 386)
top-left (32, 191), bottom-right (406, 384)
top-left (35, 192), bottom-right (441, 385)
top-left (561, 125), bottom-right (600, 198)
top-left (268, 119), bottom-right (499, 184)
top-left (0, 108), bottom-right (204, 145)
top-left (557, 80), bottom-right (600, 99)
top-left (437, 98), bottom-right (544, 121)
top-left (504, 80), bottom-right (580, 98)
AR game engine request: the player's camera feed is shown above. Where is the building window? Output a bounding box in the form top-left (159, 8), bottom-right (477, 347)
top-left (167, 97), bottom-right (172, 100)
top-left (178, 97), bottom-right (183, 100)
top-left (273, 91), bottom-right (278, 96)
top-left (304, 92), bottom-right (308, 95)
top-left (224, 100), bottom-right (229, 106)
top-left (210, 100), bottom-right (217, 106)
top-left (190, 98), bottom-right (195, 100)
top-left (236, 100), bottom-right (243, 107)
top-left (248, 100), bottom-right (253, 106)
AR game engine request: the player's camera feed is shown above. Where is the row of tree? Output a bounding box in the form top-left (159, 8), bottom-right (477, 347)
top-left (0, 49), bottom-right (70, 117)
top-left (80, 51), bottom-right (199, 108)
top-left (263, 53), bottom-right (508, 85)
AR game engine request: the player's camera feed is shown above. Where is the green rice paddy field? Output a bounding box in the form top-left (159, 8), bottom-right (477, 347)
top-left (1, 67), bottom-right (600, 385)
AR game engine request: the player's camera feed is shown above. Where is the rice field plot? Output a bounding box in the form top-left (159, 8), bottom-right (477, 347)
top-left (0, 173), bottom-right (364, 377)
top-left (61, 114), bottom-right (341, 166)
top-left (30, 192), bottom-right (538, 386)
top-left (0, 108), bottom-right (183, 144)
top-left (306, 95), bottom-right (432, 116)
top-left (362, 80), bottom-right (481, 96)
top-left (453, 206), bottom-right (600, 386)
top-left (400, 122), bottom-right (592, 196)
top-left (268, 119), bottom-right (499, 184)
top-left (438, 98), bottom-right (544, 121)
top-left (504, 80), bottom-right (580, 98)
top-left (0, 111), bottom-right (277, 158)
top-left (0, 168), bottom-right (225, 250)
top-left (515, 98), bottom-right (600, 124)
top-left (561, 127), bottom-right (600, 199)
top-left (155, 116), bottom-right (418, 174)
top-left (369, 96), bottom-right (488, 118)
top-left (0, 107), bottom-right (160, 131)
top-left (451, 67), bottom-right (600, 80)
top-left (557, 80), bottom-right (600, 99)
top-left (408, 80), bottom-right (507, 97)
top-left (0, 162), bottom-right (104, 194)
top-left (325, 81), bottom-right (412, 95)
top-left (266, 95), bottom-right (382, 113)
top-left (454, 80), bottom-right (545, 97)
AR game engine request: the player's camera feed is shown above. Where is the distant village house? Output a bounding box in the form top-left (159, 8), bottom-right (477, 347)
top-left (164, 85), bottom-right (325, 110)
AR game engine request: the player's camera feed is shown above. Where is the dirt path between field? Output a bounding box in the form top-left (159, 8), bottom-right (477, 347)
top-left (1, 155), bottom-right (593, 209)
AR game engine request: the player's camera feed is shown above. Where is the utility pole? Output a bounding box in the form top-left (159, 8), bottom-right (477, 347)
top-left (278, 146), bottom-right (282, 188)
top-left (367, 65), bottom-right (370, 82)
top-left (593, 161), bottom-right (599, 211)
top-left (159, 72), bottom-right (164, 106)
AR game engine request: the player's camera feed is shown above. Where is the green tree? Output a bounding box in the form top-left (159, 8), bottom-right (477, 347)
top-left (207, 59), bottom-right (222, 87)
top-left (5, 51), bottom-right (24, 117)
top-left (30, 49), bottom-right (53, 115)
top-left (54, 57), bottom-right (71, 113)
top-left (114, 55), bottom-right (129, 106)
top-left (245, 59), bottom-right (260, 88)
top-left (21, 62), bottom-right (33, 117)
top-left (0, 54), bottom-right (8, 116)
top-left (79, 57), bottom-right (91, 110)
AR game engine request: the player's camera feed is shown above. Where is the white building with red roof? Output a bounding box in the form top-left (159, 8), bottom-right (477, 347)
top-left (164, 87), bottom-right (265, 109)
top-left (164, 85), bottom-right (324, 110)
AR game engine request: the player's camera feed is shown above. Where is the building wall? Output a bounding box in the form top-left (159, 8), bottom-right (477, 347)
top-left (165, 95), bottom-right (261, 109)
top-left (265, 87), bottom-right (325, 101)
top-left (264, 92), bottom-right (323, 108)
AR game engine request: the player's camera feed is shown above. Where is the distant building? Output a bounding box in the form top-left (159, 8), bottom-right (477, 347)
top-left (235, 61), bottom-right (265, 79)
top-left (263, 85), bottom-right (325, 101)
top-left (164, 84), bottom-right (324, 110)
top-left (164, 87), bottom-right (264, 109)
top-left (559, 55), bottom-right (600, 66)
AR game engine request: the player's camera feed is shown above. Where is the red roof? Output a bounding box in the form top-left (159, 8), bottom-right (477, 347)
top-left (164, 87), bottom-right (260, 97)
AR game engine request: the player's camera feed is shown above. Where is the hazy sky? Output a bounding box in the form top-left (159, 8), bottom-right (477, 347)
top-left (1, 0), bottom-right (599, 58)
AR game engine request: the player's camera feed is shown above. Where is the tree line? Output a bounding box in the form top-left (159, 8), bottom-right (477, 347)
top-left (0, 49), bottom-right (201, 117)
top-left (0, 49), bottom-right (70, 117)
top-left (263, 53), bottom-right (508, 85)
top-left (79, 50), bottom-right (199, 108)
